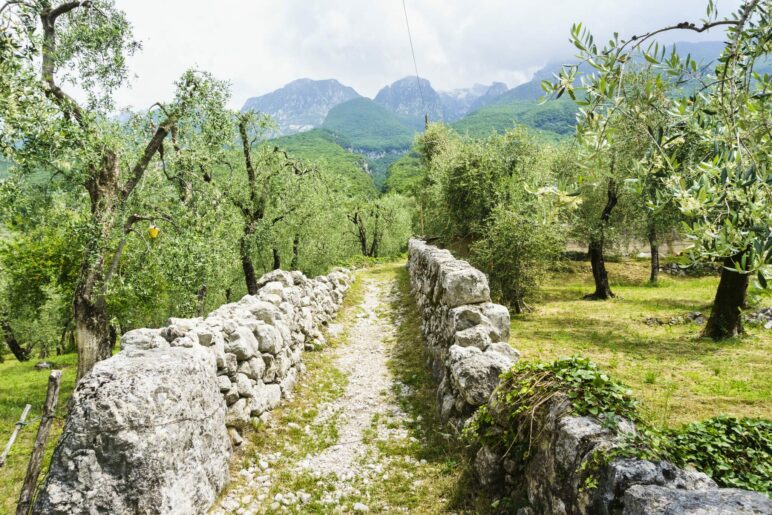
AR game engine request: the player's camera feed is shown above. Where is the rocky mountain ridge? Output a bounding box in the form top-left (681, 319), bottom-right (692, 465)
top-left (242, 76), bottom-right (513, 136)
top-left (242, 78), bottom-right (360, 136)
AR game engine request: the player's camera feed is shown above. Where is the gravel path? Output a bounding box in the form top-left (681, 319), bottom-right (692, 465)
top-left (212, 273), bottom-right (413, 514)
top-left (295, 277), bottom-right (395, 480)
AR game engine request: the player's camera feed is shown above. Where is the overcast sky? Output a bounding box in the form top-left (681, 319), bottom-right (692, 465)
top-left (112, 0), bottom-right (742, 110)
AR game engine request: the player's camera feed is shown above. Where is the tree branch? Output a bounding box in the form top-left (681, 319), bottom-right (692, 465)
top-left (0, 1), bottom-right (34, 15)
top-left (121, 120), bottom-right (174, 200)
top-left (39, 2), bottom-right (93, 126)
top-left (49, 1), bottom-right (91, 21)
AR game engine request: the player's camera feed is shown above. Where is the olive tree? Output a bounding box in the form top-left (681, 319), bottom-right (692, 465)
top-left (0, 1), bottom-right (231, 377)
top-left (546, 0), bottom-right (770, 335)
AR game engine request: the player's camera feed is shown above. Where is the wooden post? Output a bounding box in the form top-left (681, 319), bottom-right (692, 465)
top-left (16, 370), bottom-right (62, 515)
top-left (0, 404), bottom-right (32, 468)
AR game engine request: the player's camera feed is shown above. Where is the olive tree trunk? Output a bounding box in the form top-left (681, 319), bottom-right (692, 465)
top-left (0, 317), bottom-right (29, 362)
top-left (648, 225), bottom-right (659, 284)
top-left (73, 153), bottom-right (120, 380)
top-left (240, 231), bottom-right (258, 295)
top-left (290, 234), bottom-right (300, 270)
top-left (703, 254), bottom-right (749, 339)
top-left (585, 179), bottom-right (617, 300)
top-left (272, 248), bottom-right (281, 270)
top-left (587, 238), bottom-right (614, 299)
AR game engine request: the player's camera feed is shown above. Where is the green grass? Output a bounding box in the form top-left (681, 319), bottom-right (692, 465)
top-left (0, 353), bottom-right (78, 514)
top-left (510, 259), bottom-right (772, 428)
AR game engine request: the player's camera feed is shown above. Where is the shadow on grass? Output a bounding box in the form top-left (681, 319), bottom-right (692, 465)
top-left (382, 263), bottom-right (502, 514)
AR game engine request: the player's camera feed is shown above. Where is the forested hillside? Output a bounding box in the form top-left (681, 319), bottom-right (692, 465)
top-left (269, 129), bottom-right (377, 195)
top-left (321, 98), bottom-right (417, 152)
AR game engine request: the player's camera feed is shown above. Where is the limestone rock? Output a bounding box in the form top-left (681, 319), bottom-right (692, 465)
top-left (33, 346), bottom-right (230, 515)
top-left (238, 357), bottom-right (266, 380)
top-left (448, 345), bottom-right (510, 406)
top-left (225, 326), bottom-right (259, 361)
top-left (454, 324), bottom-right (495, 349)
top-left (485, 342), bottom-right (520, 364)
top-left (120, 328), bottom-right (169, 351)
top-left (622, 484), bottom-right (771, 514)
top-left (226, 398), bottom-right (251, 429)
top-left (438, 264), bottom-right (490, 307)
top-left (475, 445), bottom-right (503, 486)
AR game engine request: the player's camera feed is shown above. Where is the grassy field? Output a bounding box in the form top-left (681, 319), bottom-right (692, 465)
top-left (510, 259), bottom-right (772, 428)
top-left (0, 353), bottom-right (78, 514)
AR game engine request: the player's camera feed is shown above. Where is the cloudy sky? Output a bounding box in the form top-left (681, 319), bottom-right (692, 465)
top-left (113, 0), bottom-right (742, 110)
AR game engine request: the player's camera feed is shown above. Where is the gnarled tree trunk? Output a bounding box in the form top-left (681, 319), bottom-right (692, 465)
top-left (648, 225), bottom-right (659, 284)
top-left (240, 231), bottom-right (258, 295)
top-left (587, 238), bottom-right (614, 299)
top-left (585, 179), bottom-right (617, 300)
top-left (703, 254), bottom-right (749, 339)
top-left (290, 234), bottom-right (300, 270)
top-left (74, 152), bottom-right (120, 380)
top-left (1, 317), bottom-right (29, 362)
top-left (272, 248), bottom-right (281, 270)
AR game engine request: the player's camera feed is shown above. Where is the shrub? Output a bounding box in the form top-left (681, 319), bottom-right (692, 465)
top-left (662, 416), bottom-right (771, 493)
top-left (471, 205), bottom-right (564, 313)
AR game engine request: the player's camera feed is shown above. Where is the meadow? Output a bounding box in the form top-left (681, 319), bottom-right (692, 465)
top-left (510, 259), bottom-right (771, 428)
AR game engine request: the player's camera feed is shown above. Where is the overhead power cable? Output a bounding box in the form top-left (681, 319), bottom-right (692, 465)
top-left (401, 0), bottom-right (426, 116)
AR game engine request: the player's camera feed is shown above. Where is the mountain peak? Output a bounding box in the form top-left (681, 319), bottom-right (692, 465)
top-left (242, 78), bottom-right (360, 136)
top-left (439, 82), bottom-right (509, 121)
top-left (374, 77), bottom-right (445, 128)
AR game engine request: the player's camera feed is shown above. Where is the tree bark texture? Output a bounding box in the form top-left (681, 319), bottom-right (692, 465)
top-left (649, 225), bottom-right (659, 284)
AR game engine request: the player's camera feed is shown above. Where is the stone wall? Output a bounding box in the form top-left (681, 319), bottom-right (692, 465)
top-left (406, 238), bottom-right (517, 429)
top-left (33, 268), bottom-right (351, 515)
top-left (406, 239), bottom-right (769, 514)
top-left (480, 393), bottom-right (770, 514)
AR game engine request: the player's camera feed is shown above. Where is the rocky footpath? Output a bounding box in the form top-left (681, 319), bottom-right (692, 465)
top-left (406, 238), bottom-right (518, 430)
top-left (33, 268), bottom-right (351, 515)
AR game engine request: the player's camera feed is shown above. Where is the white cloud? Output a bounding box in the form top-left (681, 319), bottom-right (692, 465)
top-left (112, 0), bottom-right (743, 110)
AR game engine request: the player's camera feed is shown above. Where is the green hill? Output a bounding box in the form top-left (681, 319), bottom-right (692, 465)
top-left (322, 98), bottom-right (416, 153)
top-left (452, 97), bottom-right (577, 142)
top-left (384, 152), bottom-right (423, 195)
top-left (270, 129), bottom-right (377, 197)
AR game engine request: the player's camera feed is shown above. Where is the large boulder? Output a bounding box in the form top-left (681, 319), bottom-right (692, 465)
top-left (33, 346), bottom-right (230, 515)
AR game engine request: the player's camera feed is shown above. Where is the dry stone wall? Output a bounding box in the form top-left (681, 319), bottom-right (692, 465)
top-left (406, 238), bottom-right (518, 429)
top-left (33, 268), bottom-right (351, 515)
top-left (406, 239), bottom-right (769, 515)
